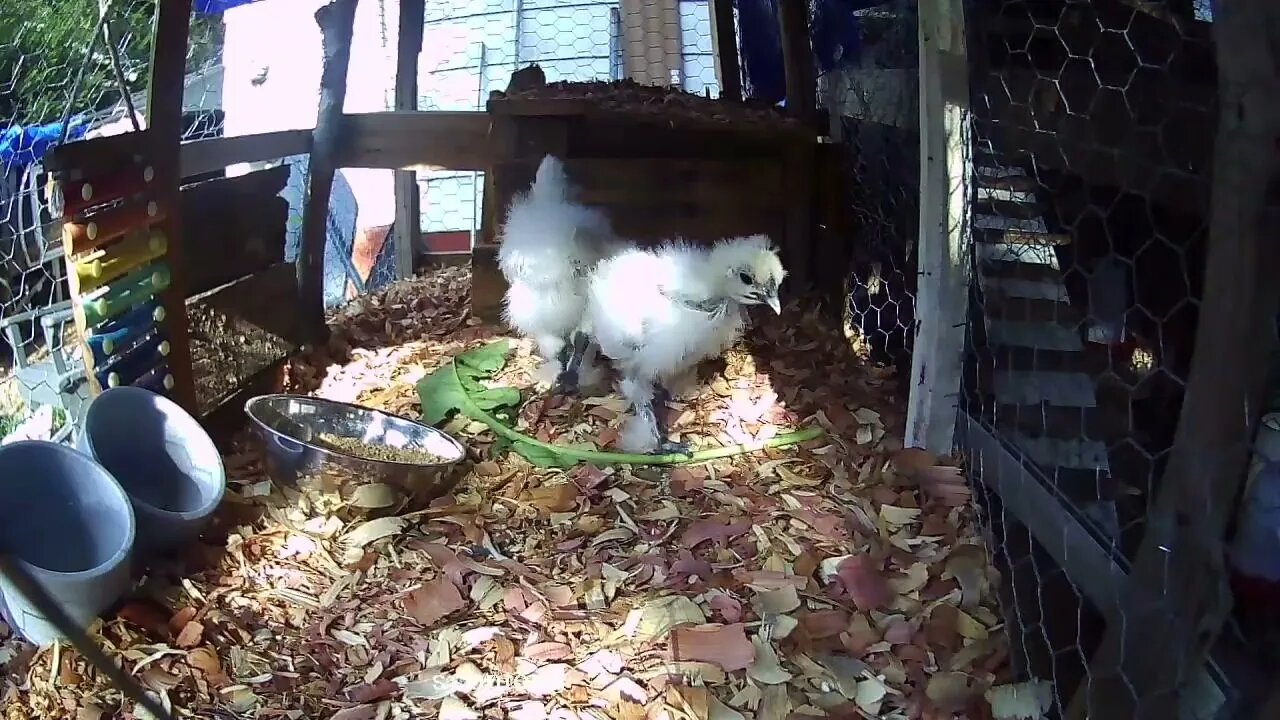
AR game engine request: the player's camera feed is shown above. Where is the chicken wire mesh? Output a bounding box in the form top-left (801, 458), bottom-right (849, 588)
top-left (956, 0), bottom-right (1272, 715)
top-left (0, 0), bottom-right (168, 443)
top-left (821, 0), bottom-right (919, 373)
top-left (417, 0), bottom-right (724, 262)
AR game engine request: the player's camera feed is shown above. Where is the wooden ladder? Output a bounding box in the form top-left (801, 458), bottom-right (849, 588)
top-left (969, 157), bottom-right (1119, 536)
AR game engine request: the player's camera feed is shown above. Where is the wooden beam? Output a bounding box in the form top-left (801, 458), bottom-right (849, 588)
top-left (179, 129), bottom-right (311, 179)
top-left (1066, 1), bottom-right (1280, 717)
top-left (297, 0), bottom-right (358, 342)
top-left (393, 0), bottom-right (424, 280)
top-left (905, 0), bottom-right (970, 454)
top-left (708, 0), bottom-right (741, 101)
top-left (337, 111), bottom-right (490, 170)
top-left (146, 0), bottom-right (197, 413)
top-left (775, 0), bottom-right (815, 118)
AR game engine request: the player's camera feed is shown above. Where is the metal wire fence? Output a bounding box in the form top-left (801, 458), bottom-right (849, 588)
top-left (0, 0), bottom-right (164, 443)
top-left (955, 0), bottom-right (1274, 715)
top-left (824, 0), bottom-right (919, 374)
top-left (417, 0), bottom-right (724, 262)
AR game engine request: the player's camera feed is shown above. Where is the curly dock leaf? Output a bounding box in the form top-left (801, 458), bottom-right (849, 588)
top-left (417, 340), bottom-right (824, 467)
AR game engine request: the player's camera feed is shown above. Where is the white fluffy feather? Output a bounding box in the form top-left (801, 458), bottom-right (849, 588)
top-left (497, 155), bottom-right (625, 385)
top-left (584, 235), bottom-right (784, 452)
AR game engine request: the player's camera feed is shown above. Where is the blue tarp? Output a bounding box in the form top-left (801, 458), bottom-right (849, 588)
top-left (194, 0), bottom-right (264, 14)
top-left (0, 117), bottom-right (90, 169)
top-left (736, 0), bottom-right (873, 103)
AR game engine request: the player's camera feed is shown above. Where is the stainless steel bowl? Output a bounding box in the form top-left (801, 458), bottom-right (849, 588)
top-left (244, 394), bottom-right (467, 518)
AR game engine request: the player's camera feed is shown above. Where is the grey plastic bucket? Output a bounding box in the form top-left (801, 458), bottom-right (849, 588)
top-left (78, 387), bottom-right (226, 555)
top-left (0, 440), bottom-right (136, 646)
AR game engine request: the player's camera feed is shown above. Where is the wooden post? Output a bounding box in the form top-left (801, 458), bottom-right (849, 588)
top-left (145, 0), bottom-right (197, 412)
top-left (905, 0), bottom-right (970, 454)
top-left (297, 0), bottom-right (358, 341)
top-left (775, 0), bottom-right (815, 119)
top-left (392, 0), bottom-right (424, 280)
top-left (1065, 1), bottom-right (1280, 717)
top-left (708, 0), bottom-right (741, 101)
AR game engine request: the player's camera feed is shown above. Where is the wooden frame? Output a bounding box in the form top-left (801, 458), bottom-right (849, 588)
top-left (708, 0), bottom-right (741, 101)
top-left (907, 0), bottom-right (970, 454)
top-left (392, 0), bottom-right (425, 280)
top-left (297, 0), bottom-right (359, 343)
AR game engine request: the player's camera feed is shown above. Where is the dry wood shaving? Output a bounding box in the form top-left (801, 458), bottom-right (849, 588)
top-left (0, 265), bottom-right (1027, 720)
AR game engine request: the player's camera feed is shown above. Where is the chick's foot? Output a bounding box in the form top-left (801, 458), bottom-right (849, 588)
top-left (551, 369), bottom-right (580, 396)
top-left (656, 440), bottom-right (692, 456)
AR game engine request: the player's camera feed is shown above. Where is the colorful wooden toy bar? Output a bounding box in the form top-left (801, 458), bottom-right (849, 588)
top-left (58, 163), bottom-right (156, 218)
top-left (81, 261), bottom-right (171, 328)
top-left (63, 200), bottom-right (165, 256)
top-left (97, 332), bottom-right (171, 390)
top-left (134, 363), bottom-right (176, 395)
top-left (54, 138), bottom-right (181, 400)
top-left (75, 231), bottom-right (167, 293)
top-left (85, 301), bottom-right (167, 367)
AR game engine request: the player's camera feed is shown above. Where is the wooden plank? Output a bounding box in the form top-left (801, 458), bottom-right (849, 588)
top-left (393, 0), bottom-right (425, 280)
top-left (44, 131), bottom-right (153, 177)
top-left (490, 157), bottom-right (786, 210)
top-left (187, 262), bottom-right (302, 416)
top-left (776, 0), bottom-right (816, 119)
top-left (708, 0), bottom-right (742, 101)
top-left (986, 319), bottom-right (1083, 352)
top-left (181, 166), bottom-right (290, 296)
top-left (958, 414), bottom-right (1127, 617)
top-left (179, 129), bottom-right (311, 178)
top-left (472, 114), bottom-right (521, 323)
top-left (1067, 1), bottom-right (1280, 716)
top-left (338, 112), bottom-right (489, 171)
top-left (490, 97), bottom-right (808, 145)
top-left (298, 0), bottom-right (359, 342)
top-left (144, 0), bottom-right (197, 413)
top-left (994, 370), bottom-right (1097, 408)
top-left (200, 355), bottom-right (289, 444)
top-left (905, 0), bottom-right (970, 454)
top-left (781, 139), bottom-right (816, 289)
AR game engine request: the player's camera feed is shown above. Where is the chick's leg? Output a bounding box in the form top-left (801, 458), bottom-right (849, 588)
top-left (552, 331), bottom-right (590, 396)
top-left (575, 342), bottom-right (609, 392)
top-left (651, 382), bottom-right (690, 455)
top-left (618, 377), bottom-right (661, 453)
top-left (533, 334), bottom-right (566, 386)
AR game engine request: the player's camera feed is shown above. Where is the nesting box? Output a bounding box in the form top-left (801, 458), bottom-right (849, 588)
top-left (472, 81), bottom-right (817, 321)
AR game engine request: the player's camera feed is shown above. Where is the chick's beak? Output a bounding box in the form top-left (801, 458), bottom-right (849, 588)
top-left (766, 295), bottom-right (782, 315)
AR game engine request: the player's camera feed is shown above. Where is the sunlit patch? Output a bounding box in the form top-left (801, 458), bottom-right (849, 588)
top-left (1129, 345), bottom-right (1156, 375)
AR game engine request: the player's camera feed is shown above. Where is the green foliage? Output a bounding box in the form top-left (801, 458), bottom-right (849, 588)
top-left (0, 0), bottom-right (223, 125)
top-left (417, 340), bottom-right (827, 469)
top-left (418, 339), bottom-right (522, 427)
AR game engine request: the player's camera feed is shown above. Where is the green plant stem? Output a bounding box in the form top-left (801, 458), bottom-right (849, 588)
top-left (452, 364), bottom-right (824, 465)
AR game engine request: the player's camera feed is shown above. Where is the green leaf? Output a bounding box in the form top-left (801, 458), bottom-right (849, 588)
top-left (417, 339), bottom-right (827, 468)
top-left (418, 340), bottom-right (521, 426)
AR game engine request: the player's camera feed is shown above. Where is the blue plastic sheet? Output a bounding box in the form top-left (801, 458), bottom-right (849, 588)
top-left (194, 0), bottom-right (264, 14)
top-left (0, 118), bottom-right (89, 168)
top-left (736, 0), bottom-right (874, 103)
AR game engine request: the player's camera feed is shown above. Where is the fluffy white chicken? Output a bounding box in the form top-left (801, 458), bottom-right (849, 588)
top-left (498, 154), bottom-right (625, 394)
top-left (583, 234), bottom-right (785, 454)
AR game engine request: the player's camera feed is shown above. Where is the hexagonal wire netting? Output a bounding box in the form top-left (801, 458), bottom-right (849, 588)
top-left (415, 0), bottom-right (724, 263)
top-left (957, 0), bottom-right (1271, 715)
top-left (0, 0), bottom-right (177, 443)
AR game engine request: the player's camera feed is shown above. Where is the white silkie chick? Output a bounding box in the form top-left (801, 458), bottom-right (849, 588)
top-left (584, 234), bottom-right (785, 454)
top-left (498, 154), bottom-right (624, 394)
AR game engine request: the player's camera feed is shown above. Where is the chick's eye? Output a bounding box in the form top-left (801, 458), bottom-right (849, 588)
top-left (738, 272), bottom-right (754, 286)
